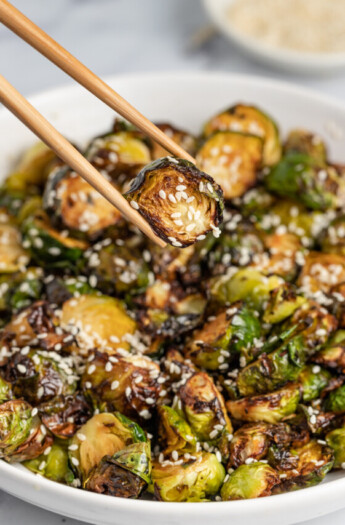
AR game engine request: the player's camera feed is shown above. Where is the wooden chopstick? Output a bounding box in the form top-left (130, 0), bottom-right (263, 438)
top-left (0, 0), bottom-right (195, 164)
top-left (0, 74), bottom-right (166, 248)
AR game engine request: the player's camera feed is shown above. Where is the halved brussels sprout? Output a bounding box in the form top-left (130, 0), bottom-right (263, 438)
top-left (0, 399), bottom-right (52, 462)
top-left (44, 168), bottom-right (123, 237)
top-left (45, 275), bottom-right (94, 306)
top-left (0, 377), bottom-right (13, 404)
top-left (152, 451), bottom-right (225, 502)
top-left (69, 412), bottom-right (146, 480)
top-left (158, 405), bottom-right (197, 454)
top-left (1, 267), bottom-right (43, 312)
top-left (298, 252), bottom-right (345, 294)
top-left (312, 331), bottom-right (345, 372)
top-left (264, 153), bottom-right (345, 210)
top-left (298, 365), bottom-right (331, 402)
top-left (263, 284), bottom-right (306, 324)
top-left (202, 104), bottom-right (281, 165)
top-left (24, 441), bottom-right (74, 484)
top-left (38, 393), bottom-right (91, 439)
top-left (4, 349), bottom-right (77, 405)
top-left (124, 157), bottom-right (224, 247)
top-left (284, 129), bottom-right (327, 164)
top-left (252, 232), bottom-right (302, 281)
top-left (5, 142), bottom-right (57, 192)
top-left (85, 442), bottom-right (151, 498)
top-left (273, 441), bottom-right (333, 492)
top-left (175, 372), bottom-right (233, 448)
top-left (196, 131), bottom-right (263, 199)
top-left (227, 384), bottom-right (301, 424)
top-left (22, 210), bottom-right (87, 269)
top-left (326, 427), bottom-right (345, 468)
top-left (221, 462), bottom-right (280, 500)
top-left (81, 352), bottom-right (163, 419)
top-left (229, 422), bottom-right (283, 468)
top-left (151, 123), bottom-right (197, 160)
top-left (61, 294), bottom-right (137, 354)
top-left (324, 384), bottom-right (345, 414)
top-left (320, 216), bottom-right (345, 256)
top-left (0, 220), bottom-right (29, 273)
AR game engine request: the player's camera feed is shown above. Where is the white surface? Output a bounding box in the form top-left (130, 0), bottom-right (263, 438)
top-left (203, 0), bottom-right (345, 74)
top-left (1, 73), bottom-right (345, 525)
top-left (1, 1), bottom-right (345, 524)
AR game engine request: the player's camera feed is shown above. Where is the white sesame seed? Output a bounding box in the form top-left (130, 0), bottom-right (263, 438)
top-left (105, 362), bottom-right (113, 372)
top-left (31, 408), bottom-right (38, 417)
top-left (88, 364), bottom-right (96, 375)
top-left (130, 200), bottom-right (139, 210)
top-left (159, 190), bottom-right (166, 199)
top-left (68, 444), bottom-right (79, 451)
top-left (71, 457), bottom-right (79, 467)
top-left (172, 450), bottom-right (179, 461)
top-left (17, 364), bottom-right (27, 374)
top-left (77, 433), bottom-right (86, 441)
top-left (111, 380), bottom-right (120, 390)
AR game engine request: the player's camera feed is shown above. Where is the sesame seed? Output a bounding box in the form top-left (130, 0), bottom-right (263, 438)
top-left (31, 408), bottom-right (38, 417)
top-left (111, 380), bottom-right (120, 390)
top-left (172, 450), bottom-right (179, 461)
top-left (105, 362), bottom-right (113, 372)
top-left (88, 364), bottom-right (96, 374)
top-left (77, 433), bottom-right (86, 441)
top-left (168, 194), bottom-right (177, 204)
top-left (44, 447), bottom-right (52, 456)
top-left (39, 461), bottom-right (46, 471)
top-left (85, 381), bottom-right (92, 389)
top-left (130, 200), bottom-right (139, 210)
top-left (17, 364), bottom-right (27, 374)
top-left (159, 190), bottom-right (166, 199)
top-left (68, 444), bottom-right (79, 451)
top-left (71, 457), bottom-right (79, 467)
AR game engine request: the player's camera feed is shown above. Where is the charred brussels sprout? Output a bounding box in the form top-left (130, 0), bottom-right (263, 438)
top-left (86, 442), bottom-right (151, 498)
top-left (324, 384), bottom-right (345, 414)
top-left (298, 365), bottom-right (331, 402)
top-left (326, 427), bottom-right (345, 468)
top-left (61, 294), bottom-right (137, 354)
top-left (38, 393), bottom-right (91, 439)
top-left (157, 405), bottom-right (197, 454)
top-left (0, 377), bottom-right (13, 404)
top-left (0, 399), bottom-right (52, 462)
top-left (2, 267), bottom-right (43, 312)
top-left (312, 331), bottom-right (345, 372)
top-left (320, 216), bottom-right (345, 256)
top-left (221, 462), bottom-right (280, 500)
top-left (264, 153), bottom-right (345, 210)
top-left (298, 252), bottom-right (345, 294)
top-left (69, 412), bottom-right (147, 480)
top-left (284, 129), bottom-right (327, 164)
top-left (229, 422), bottom-right (280, 468)
top-left (151, 123), bottom-right (197, 160)
top-left (124, 157), bottom-right (224, 247)
top-left (202, 104), bottom-right (281, 166)
top-left (24, 441), bottom-right (74, 484)
top-left (196, 131), bottom-right (263, 199)
top-left (227, 384), bottom-right (301, 424)
top-left (263, 284), bottom-right (306, 324)
top-left (152, 452), bottom-right (225, 502)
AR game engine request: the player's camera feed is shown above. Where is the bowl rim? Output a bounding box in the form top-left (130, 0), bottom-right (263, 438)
top-left (1, 71), bottom-right (345, 517)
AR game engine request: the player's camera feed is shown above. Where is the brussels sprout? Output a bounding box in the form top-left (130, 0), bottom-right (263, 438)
top-left (263, 284), bottom-right (306, 324)
top-left (44, 168), bottom-right (123, 237)
top-left (237, 334), bottom-right (305, 396)
top-left (22, 210), bottom-right (88, 269)
top-left (253, 232), bottom-right (302, 281)
top-left (158, 405), bottom-right (197, 454)
top-left (264, 153), bottom-right (344, 210)
top-left (151, 123), bottom-right (197, 160)
top-left (4, 349), bottom-right (77, 405)
top-left (273, 441), bottom-right (333, 492)
top-left (210, 268), bottom-right (283, 310)
top-left (124, 157), bottom-right (224, 247)
top-left (38, 394), bottom-right (91, 439)
top-left (0, 399), bottom-right (52, 462)
top-left (298, 365), bottom-right (332, 402)
top-left (313, 331), bottom-right (345, 372)
top-left (294, 405), bottom-right (338, 436)
top-left (196, 131), bottom-right (263, 199)
top-left (298, 252), bottom-right (345, 294)
top-left (320, 216), bottom-right (345, 256)
top-left (81, 352), bottom-right (163, 419)
top-left (0, 377), bottom-right (13, 404)
top-left (24, 441), bottom-right (74, 484)
top-left (3, 267), bottom-right (43, 312)
top-left (152, 451), bottom-right (225, 502)
top-left (61, 294), bottom-right (137, 354)
top-left (69, 412), bottom-right (147, 480)
top-left (239, 187), bottom-right (277, 222)
top-left (86, 127), bottom-right (151, 179)
top-left (326, 427), bottom-right (345, 468)
top-left (162, 349), bottom-right (197, 385)
top-left (284, 129), bottom-right (327, 164)
top-left (45, 275), bottom-right (94, 306)
top-left (175, 372), bottom-right (232, 450)
top-left (324, 384), bottom-right (345, 414)
top-left (227, 384), bottom-right (301, 424)
top-left (5, 142), bottom-right (57, 192)
top-left (85, 442), bottom-right (151, 498)
top-left (221, 462), bottom-right (280, 500)
top-left (0, 220), bottom-right (29, 273)
top-left (202, 104), bottom-right (281, 165)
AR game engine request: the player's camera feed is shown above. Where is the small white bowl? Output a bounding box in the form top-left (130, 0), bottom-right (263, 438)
top-left (203, 0), bottom-right (345, 74)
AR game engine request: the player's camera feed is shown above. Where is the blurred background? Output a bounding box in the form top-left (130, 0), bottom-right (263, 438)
top-left (1, 0), bottom-right (345, 101)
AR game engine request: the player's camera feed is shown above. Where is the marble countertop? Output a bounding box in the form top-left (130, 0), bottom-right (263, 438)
top-left (1, 0), bottom-right (345, 523)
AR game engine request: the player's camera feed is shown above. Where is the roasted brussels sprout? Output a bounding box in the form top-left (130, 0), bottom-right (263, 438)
top-left (0, 377), bottom-right (13, 404)
top-left (38, 393), bottom-right (91, 439)
top-left (264, 153), bottom-right (345, 211)
top-left (320, 216), bottom-right (345, 256)
top-left (152, 452), bottom-right (225, 502)
top-left (298, 365), bottom-right (331, 402)
top-left (0, 399), bottom-right (52, 462)
top-left (324, 384), bottom-right (345, 414)
top-left (312, 331), bottom-right (345, 372)
top-left (0, 267), bottom-right (43, 312)
top-left (61, 294), bottom-right (137, 354)
top-left (202, 104), bottom-right (281, 165)
top-left (227, 384), bottom-right (301, 424)
top-left (81, 352), bottom-right (163, 419)
top-left (24, 441), bottom-right (74, 484)
top-left (157, 405), bottom-right (197, 454)
top-left (284, 129), bottom-right (327, 164)
top-left (298, 252), bottom-right (345, 294)
top-left (221, 462), bottom-right (280, 500)
top-left (124, 157), bottom-right (224, 247)
top-left (196, 131), bottom-right (263, 199)
top-left (151, 123), bottom-right (197, 160)
top-left (326, 427), bottom-right (345, 468)
top-left (0, 216), bottom-right (29, 273)
top-left (69, 412), bottom-right (147, 480)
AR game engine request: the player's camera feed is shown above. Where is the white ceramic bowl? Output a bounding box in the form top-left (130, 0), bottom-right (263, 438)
top-left (1, 72), bottom-right (345, 525)
top-left (203, 0), bottom-right (345, 75)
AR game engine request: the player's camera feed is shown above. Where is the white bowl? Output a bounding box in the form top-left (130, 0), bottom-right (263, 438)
top-left (203, 0), bottom-right (345, 74)
top-left (1, 72), bottom-right (345, 525)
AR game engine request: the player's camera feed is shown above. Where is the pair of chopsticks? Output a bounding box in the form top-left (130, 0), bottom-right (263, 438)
top-left (0, 0), bottom-right (195, 247)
